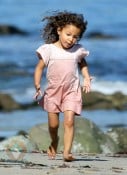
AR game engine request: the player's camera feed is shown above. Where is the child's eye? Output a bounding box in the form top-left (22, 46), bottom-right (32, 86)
top-left (73, 36), bottom-right (79, 40)
top-left (74, 36), bottom-right (78, 39)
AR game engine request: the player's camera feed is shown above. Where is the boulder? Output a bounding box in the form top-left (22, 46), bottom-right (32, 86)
top-left (0, 135), bottom-right (37, 152)
top-left (0, 93), bottom-right (21, 111)
top-left (82, 91), bottom-right (127, 110)
top-left (86, 31), bottom-right (120, 40)
top-left (0, 24), bottom-right (28, 35)
top-left (0, 92), bottom-right (36, 111)
top-left (29, 117), bottom-right (119, 154)
top-left (107, 127), bottom-right (127, 153)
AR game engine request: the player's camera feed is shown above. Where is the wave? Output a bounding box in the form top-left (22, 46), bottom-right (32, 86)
top-left (91, 79), bottom-right (127, 95)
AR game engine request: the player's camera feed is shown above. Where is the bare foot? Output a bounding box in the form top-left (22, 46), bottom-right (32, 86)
top-left (63, 153), bottom-right (75, 162)
top-left (47, 137), bottom-right (59, 159)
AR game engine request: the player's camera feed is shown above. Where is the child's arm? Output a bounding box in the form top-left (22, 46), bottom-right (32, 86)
top-left (78, 58), bottom-right (91, 93)
top-left (34, 53), bottom-right (45, 99)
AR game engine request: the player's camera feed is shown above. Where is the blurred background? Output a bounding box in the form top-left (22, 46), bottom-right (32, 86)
top-left (0, 0), bottom-right (127, 137)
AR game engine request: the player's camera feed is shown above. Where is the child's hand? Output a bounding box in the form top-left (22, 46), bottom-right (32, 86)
top-left (33, 88), bottom-right (43, 100)
top-left (82, 77), bottom-right (92, 93)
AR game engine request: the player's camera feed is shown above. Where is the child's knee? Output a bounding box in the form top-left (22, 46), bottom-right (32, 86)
top-left (64, 119), bottom-right (74, 128)
top-left (49, 124), bottom-right (59, 131)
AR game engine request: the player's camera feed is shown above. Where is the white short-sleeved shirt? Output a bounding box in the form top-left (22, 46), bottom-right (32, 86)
top-left (36, 43), bottom-right (89, 89)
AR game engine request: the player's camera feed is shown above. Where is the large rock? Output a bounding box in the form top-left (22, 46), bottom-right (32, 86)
top-left (29, 117), bottom-right (119, 154)
top-left (0, 24), bottom-right (28, 35)
top-left (86, 31), bottom-right (120, 40)
top-left (0, 135), bottom-right (37, 152)
top-left (107, 128), bottom-right (127, 153)
top-left (0, 93), bottom-right (36, 111)
top-left (82, 91), bottom-right (127, 110)
top-left (0, 93), bottom-right (21, 111)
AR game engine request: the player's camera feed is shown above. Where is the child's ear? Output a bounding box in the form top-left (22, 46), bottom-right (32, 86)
top-left (57, 27), bottom-right (61, 35)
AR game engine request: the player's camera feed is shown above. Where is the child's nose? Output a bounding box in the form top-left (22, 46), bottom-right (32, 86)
top-left (69, 36), bottom-right (74, 42)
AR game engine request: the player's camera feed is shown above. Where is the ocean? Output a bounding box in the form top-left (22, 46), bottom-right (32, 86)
top-left (0, 0), bottom-right (127, 137)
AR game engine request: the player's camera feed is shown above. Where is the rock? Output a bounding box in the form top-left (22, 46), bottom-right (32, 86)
top-left (107, 127), bottom-right (127, 153)
top-left (17, 130), bottom-right (28, 137)
top-left (29, 122), bottom-right (51, 151)
top-left (0, 24), bottom-right (28, 35)
top-left (82, 91), bottom-right (112, 109)
top-left (0, 92), bottom-right (37, 111)
top-left (73, 118), bottom-right (118, 154)
top-left (0, 135), bottom-right (37, 153)
top-left (29, 117), bottom-right (119, 154)
top-left (0, 93), bottom-right (21, 111)
top-left (82, 91), bottom-right (127, 110)
top-left (0, 136), bottom-right (6, 142)
top-left (86, 31), bottom-right (120, 40)
top-left (111, 92), bottom-right (127, 110)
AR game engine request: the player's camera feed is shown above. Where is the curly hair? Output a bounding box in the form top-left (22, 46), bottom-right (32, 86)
top-left (41, 11), bottom-right (88, 44)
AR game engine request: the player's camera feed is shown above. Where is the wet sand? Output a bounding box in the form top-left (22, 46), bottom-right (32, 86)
top-left (0, 151), bottom-right (127, 175)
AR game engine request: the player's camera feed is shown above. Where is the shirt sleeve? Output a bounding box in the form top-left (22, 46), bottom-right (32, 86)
top-left (36, 44), bottom-right (50, 66)
top-left (77, 44), bottom-right (89, 63)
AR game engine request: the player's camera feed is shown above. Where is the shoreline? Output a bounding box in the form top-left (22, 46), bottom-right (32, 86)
top-left (0, 151), bottom-right (127, 175)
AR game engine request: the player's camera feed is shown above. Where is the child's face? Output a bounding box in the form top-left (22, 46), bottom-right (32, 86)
top-left (57, 24), bottom-right (81, 49)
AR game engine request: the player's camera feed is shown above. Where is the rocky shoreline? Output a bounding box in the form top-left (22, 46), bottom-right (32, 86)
top-left (0, 91), bottom-right (127, 111)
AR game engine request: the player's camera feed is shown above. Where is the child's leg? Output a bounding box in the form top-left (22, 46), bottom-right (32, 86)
top-left (47, 112), bottom-right (59, 159)
top-left (63, 110), bottom-right (75, 160)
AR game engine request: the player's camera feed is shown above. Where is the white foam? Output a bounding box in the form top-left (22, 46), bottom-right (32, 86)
top-left (91, 80), bottom-right (127, 95)
top-left (80, 75), bottom-right (127, 95)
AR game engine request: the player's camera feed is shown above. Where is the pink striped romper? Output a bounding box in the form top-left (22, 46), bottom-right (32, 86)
top-left (36, 43), bottom-right (89, 115)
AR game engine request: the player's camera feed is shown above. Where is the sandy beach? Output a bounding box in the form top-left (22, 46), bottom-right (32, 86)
top-left (0, 151), bottom-right (127, 175)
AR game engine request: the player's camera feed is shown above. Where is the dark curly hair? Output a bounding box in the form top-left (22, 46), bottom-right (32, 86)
top-left (41, 11), bottom-right (88, 44)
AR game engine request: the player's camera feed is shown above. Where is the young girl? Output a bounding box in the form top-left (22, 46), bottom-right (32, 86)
top-left (34, 11), bottom-right (91, 162)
